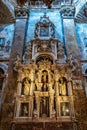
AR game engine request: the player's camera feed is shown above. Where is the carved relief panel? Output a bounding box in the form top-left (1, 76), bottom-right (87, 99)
top-left (31, 38), bottom-right (58, 61)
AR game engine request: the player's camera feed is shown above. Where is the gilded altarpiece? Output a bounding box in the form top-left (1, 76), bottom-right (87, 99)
top-left (4, 14), bottom-right (84, 130)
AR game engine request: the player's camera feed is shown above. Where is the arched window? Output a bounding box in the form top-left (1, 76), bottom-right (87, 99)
top-left (0, 68), bottom-right (4, 90)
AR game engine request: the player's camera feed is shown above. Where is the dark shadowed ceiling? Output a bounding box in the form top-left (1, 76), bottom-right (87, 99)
top-left (0, 0), bottom-right (87, 25)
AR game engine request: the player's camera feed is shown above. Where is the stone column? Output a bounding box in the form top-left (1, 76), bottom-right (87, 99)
top-left (48, 70), bottom-right (51, 83)
top-left (8, 7), bottom-right (29, 89)
top-left (15, 99), bottom-right (20, 117)
top-left (30, 81), bottom-right (35, 96)
top-left (70, 96), bottom-right (75, 117)
top-left (60, 5), bottom-right (79, 58)
top-left (17, 81), bottom-right (22, 95)
top-left (54, 70), bottom-right (59, 95)
top-left (1, 7), bottom-right (29, 127)
top-left (17, 69), bottom-right (23, 95)
top-left (0, 76), bottom-right (6, 112)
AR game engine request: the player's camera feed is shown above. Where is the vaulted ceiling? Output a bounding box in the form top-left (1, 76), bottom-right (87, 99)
top-left (0, 0), bottom-right (87, 25)
top-left (0, 0), bottom-right (15, 24)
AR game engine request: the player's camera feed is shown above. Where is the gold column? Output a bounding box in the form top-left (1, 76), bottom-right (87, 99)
top-left (49, 90), bottom-right (55, 118)
top-left (30, 69), bottom-right (35, 96)
top-left (17, 81), bottom-right (22, 95)
top-left (54, 70), bottom-right (59, 117)
top-left (34, 91), bottom-right (40, 118)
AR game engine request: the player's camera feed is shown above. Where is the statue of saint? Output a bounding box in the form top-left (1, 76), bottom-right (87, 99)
top-left (42, 71), bottom-right (48, 91)
top-left (23, 105), bottom-right (28, 116)
top-left (14, 55), bottom-right (21, 71)
top-left (58, 77), bottom-right (67, 96)
top-left (23, 79), bottom-right (30, 95)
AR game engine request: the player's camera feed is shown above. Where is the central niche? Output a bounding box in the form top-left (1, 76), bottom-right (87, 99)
top-left (36, 55), bottom-right (53, 64)
top-left (41, 70), bottom-right (48, 91)
top-left (40, 97), bottom-right (49, 117)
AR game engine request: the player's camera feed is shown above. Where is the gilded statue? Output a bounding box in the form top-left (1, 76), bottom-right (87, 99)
top-left (23, 79), bottom-right (30, 95)
top-left (42, 71), bottom-right (48, 91)
top-left (58, 77), bottom-right (67, 96)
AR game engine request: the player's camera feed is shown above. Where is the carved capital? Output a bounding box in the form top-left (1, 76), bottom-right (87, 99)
top-left (15, 7), bottom-right (29, 18)
top-left (60, 5), bottom-right (75, 18)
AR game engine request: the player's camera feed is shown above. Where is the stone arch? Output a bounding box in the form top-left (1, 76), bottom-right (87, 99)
top-left (0, 63), bottom-right (8, 112)
top-left (0, 63), bottom-right (8, 74)
top-left (82, 63), bottom-right (87, 74)
top-left (35, 54), bottom-right (54, 64)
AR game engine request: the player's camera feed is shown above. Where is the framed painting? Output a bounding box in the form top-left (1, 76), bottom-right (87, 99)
top-left (40, 26), bottom-right (49, 37)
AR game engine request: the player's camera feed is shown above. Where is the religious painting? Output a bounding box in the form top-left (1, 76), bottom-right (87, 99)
top-left (20, 103), bottom-right (29, 117)
top-left (60, 102), bottom-right (70, 116)
top-left (40, 26), bottom-right (49, 37)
